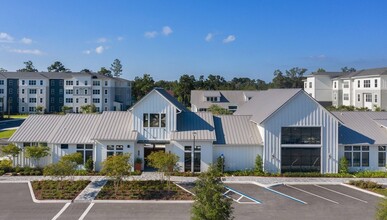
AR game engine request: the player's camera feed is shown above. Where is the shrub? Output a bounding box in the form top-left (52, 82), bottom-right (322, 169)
top-left (348, 180), bottom-right (382, 189)
top-left (376, 199), bottom-right (387, 220)
top-left (84, 158), bottom-right (94, 172)
top-left (146, 151), bottom-right (179, 191)
top-left (61, 152), bottom-right (83, 165)
top-left (43, 160), bottom-right (77, 181)
top-left (1, 143), bottom-right (21, 160)
top-left (74, 170), bottom-right (89, 175)
top-left (338, 157), bottom-right (349, 173)
top-left (354, 171), bottom-right (387, 178)
top-left (216, 156), bottom-right (224, 173)
top-left (254, 154), bottom-right (263, 174)
top-left (101, 153), bottom-right (132, 196)
top-left (0, 170), bottom-right (4, 176)
top-left (0, 159), bottom-right (12, 173)
top-left (24, 145), bottom-right (50, 167)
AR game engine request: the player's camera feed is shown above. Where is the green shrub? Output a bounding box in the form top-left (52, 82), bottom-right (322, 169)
top-left (216, 156), bottom-right (224, 173)
top-left (339, 157), bottom-right (349, 173)
top-left (376, 199), bottom-right (387, 220)
top-left (348, 180), bottom-right (382, 189)
top-left (85, 158), bottom-right (94, 172)
top-left (0, 159), bottom-right (12, 173)
top-left (354, 171), bottom-right (387, 178)
top-left (74, 170), bottom-right (89, 175)
top-left (0, 170), bottom-right (4, 176)
top-left (254, 154), bottom-right (263, 174)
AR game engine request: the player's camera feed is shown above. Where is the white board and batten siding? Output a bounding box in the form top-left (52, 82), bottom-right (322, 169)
top-left (213, 145), bottom-right (263, 171)
top-left (169, 141), bottom-right (213, 172)
top-left (13, 143), bottom-right (51, 167)
top-left (95, 141), bottom-right (136, 171)
top-left (132, 91), bottom-right (178, 141)
top-left (262, 92), bottom-right (339, 174)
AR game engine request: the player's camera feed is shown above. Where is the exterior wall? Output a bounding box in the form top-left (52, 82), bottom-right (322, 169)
top-left (338, 145), bottom-right (385, 172)
top-left (49, 79), bottom-right (64, 113)
top-left (0, 78), bottom-right (6, 113)
top-left (95, 140), bottom-right (135, 171)
top-left (213, 145), bottom-right (263, 171)
top-left (169, 141), bottom-right (213, 172)
top-left (7, 79), bottom-right (19, 114)
top-left (132, 91), bottom-right (178, 141)
top-left (13, 143), bottom-right (51, 167)
top-left (262, 92), bottom-right (339, 174)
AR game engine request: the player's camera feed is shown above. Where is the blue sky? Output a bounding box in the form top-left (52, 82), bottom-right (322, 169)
top-left (0, 0), bottom-right (387, 82)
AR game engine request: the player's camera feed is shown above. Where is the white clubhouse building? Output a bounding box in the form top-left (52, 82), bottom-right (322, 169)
top-left (9, 88), bottom-right (387, 173)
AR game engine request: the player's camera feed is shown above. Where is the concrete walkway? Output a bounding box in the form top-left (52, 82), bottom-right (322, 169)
top-left (74, 177), bottom-right (107, 203)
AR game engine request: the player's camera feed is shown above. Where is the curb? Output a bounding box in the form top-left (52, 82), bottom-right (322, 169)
top-left (92, 200), bottom-right (195, 204)
top-left (341, 183), bottom-right (386, 198)
top-left (27, 181), bottom-right (71, 203)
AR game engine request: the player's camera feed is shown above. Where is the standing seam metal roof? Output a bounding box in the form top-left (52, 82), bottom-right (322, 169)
top-left (92, 111), bottom-right (137, 140)
top-left (171, 112), bottom-right (216, 141)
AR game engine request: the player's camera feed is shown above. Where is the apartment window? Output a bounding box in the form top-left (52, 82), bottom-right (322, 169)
top-left (334, 82), bottom-right (337, 89)
top-left (357, 94), bottom-right (360, 102)
top-left (281, 127), bottom-right (321, 145)
top-left (60, 144), bottom-right (68, 149)
top-left (96, 107), bottom-right (100, 112)
top-left (76, 81), bottom-right (79, 85)
top-left (9, 80), bottom-right (13, 86)
top-left (76, 89), bottom-right (79, 95)
top-left (51, 81), bottom-right (55, 86)
top-left (21, 89), bottom-right (25, 94)
top-left (304, 82), bottom-right (307, 89)
top-left (29, 107), bottom-right (36, 112)
top-left (375, 94), bottom-right (378, 103)
top-left (358, 80), bottom-right (360, 88)
top-left (66, 80), bottom-right (73, 86)
top-left (59, 98), bottom-right (63, 103)
top-left (334, 93), bottom-right (337, 100)
top-left (104, 89), bottom-right (108, 95)
top-left (104, 98), bottom-right (108, 103)
top-left (0, 89), bottom-right (3, 94)
top-left (309, 82), bottom-right (312, 88)
top-left (76, 144), bottom-right (93, 164)
top-left (51, 89), bottom-right (54, 95)
top-left (93, 90), bottom-right (100, 95)
top-left (206, 97), bottom-right (218, 102)
top-left (375, 79), bottom-right (378, 88)
top-left (59, 89), bottom-right (63, 95)
top-left (65, 89), bottom-right (73, 94)
top-left (84, 98), bottom-right (88, 103)
top-left (93, 98), bottom-right (100, 103)
top-left (76, 98), bottom-right (79, 103)
top-left (22, 80), bottom-right (25, 85)
top-left (85, 81), bottom-right (88, 86)
top-left (21, 107), bottom-right (25, 112)
top-left (344, 146), bottom-right (369, 167)
top-left (106, 145), bottom-right (124, 157)
top-left (104, 107), bottom-right (108, 111)
top-left (29, 89), bottom-right (37, 94)
top-left (379, 146), bottom-right (386, 167)
top-left (59, 80), bottom-right (63, 86)
top-left (105, 81), bottom-right (108, 86)
top-left (40, 80), bottom-right (43, 85)
top-left (29, 98), bottom-right (36, 103)
top-left (22, 98), bottom-right (25, 103)
top-left (365, 94), bottom-right (372, 102)
top-left (85, 90), bottom-right (88, 95)
top-left (364, 80), bottom-right (370, 88)
top-left (343, 93), bottom-right (349, 101)
top-left (343, 81), bottom-right (349, 88)
top-left (40, 98), bottom-right (43, 103)
top-left (0, 80), bottom-right (4, 85)
top-left (50, 97), bottom-right (54, 103)
top-left (40, 89), bottom-right (43, 94)
top-left (66, 98), bottom-right (73, 103)
top-left (93, 81), bottom-right (100, 86)
top-left (29, 80), bottom-right (36, 85)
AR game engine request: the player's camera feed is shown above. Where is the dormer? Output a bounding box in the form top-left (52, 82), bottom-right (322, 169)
top-left (243, 91), bottom-right (256, 102)
top-left (203, 91), bottom-right (221, 102)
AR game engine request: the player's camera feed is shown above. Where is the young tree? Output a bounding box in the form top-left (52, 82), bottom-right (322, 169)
top-left (24, 145), bottom-right (50, 167)
top-left (1, 143), bottom-right (21, 161)
top-left (146, 151), bottom-right (179, 191)
top-left (254, 154), bottom-right (263, 174)
top-left (110, 59), bottom-right (123, 77)
top-left (80, 104), bottom-right (97, 113)
top-left (47, 61), bottom-right (71, 72)
top-left (192, 165), bottom-right (233, 220)
top-left (36, 105), bottom-right (44, 114)
top-left (338, 157), bottom-right (349, 173)
top-left (98, 67), bottom-right (113, 77)
top-left (101, 153), bottom-right (132, 196)
top-left (43, 152), bottom-right (82, 182)
top-left (17, 61), bottom-right (38, 72)
top-left (207, 105), bottom-right (232, 115)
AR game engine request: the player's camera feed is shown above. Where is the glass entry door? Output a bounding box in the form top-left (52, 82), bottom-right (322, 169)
top-left (281, 147), bottom-right (320, 172)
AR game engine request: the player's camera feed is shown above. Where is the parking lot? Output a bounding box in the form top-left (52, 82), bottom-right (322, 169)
top-left (0, 182), bottom-right (382, 220)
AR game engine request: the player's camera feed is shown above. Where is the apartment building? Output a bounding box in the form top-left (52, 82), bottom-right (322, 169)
top-left (0, 72), bottom-right (132, 114)
top-left (304, 67), bottom-right (387, 110)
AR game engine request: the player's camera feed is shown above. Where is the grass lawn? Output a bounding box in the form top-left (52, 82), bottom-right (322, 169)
top-left (31, 180), bottom-right (90, 200)
top-left (96, 180), bottom-right (193, 200)
top-left (0, 129), bottom-right (16, 139)
top-left (0, 114), bottom-right (29, 120)
top-left (348, 180), bottom-right (387, 196)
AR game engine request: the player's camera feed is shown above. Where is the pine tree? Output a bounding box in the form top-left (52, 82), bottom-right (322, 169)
top-left (110, 59), bottom-right (123, 77)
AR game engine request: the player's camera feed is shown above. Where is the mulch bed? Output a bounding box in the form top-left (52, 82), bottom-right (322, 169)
top-left (96, 180), bottom-right (193, 200)
top-left (31, 180), bottom-right (90, 200)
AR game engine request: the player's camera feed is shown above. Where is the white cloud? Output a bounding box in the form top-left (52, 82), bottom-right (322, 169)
top-left (205, 33), bottom-right (213, 42)
top-left (83, 50), bottom-right (91, 55)
top-left (21, 37), bottom-right (32, 44)
top-left (95, 46), bottom-right (104, 54)
top-left (0, 32), bottom-right (14, 42)
top-left (162, 26), bottom-right (173, 36)
top-left (97, 37), bottom-right (107, 43)
top-left (10, 48), bottom-right (42, 55)
top-left (144, 31), bottom-right (158, 38)
top-left (223, 35), bottom-right (236, 43)
top-left (117, 36), bottom-right (124, 41)
top-left (309, 54), bottom-right (327, 60)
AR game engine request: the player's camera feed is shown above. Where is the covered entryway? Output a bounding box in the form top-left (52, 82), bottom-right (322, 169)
top-left (143, 144), bottom-right (165, 171)
top-left (281, 147), bottom-right (320, 172)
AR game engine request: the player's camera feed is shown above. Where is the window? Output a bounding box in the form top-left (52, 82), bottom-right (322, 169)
top-left (365, 94), bottom-right (372, 102)
top-left (364, 80), bottom-right (370, 88)
top-left (21, 107), bottom-right (25, 112)
top-left (76, 144), bottom-right (93, 164)
top-left (60, 144), bottom-right (68, 149)
top-left (29, 89), bottom-right (37, 94)
top-left (304, 82), bottom-right (307, 89)
top-left (343, 93), bottom-right (349, 101)
top-left (76, 98), bottom-right (79, 103)
top-left (228, 106), bottom-right (238, 112)
top-left (307, 82), bottom-right (311, 88)
top-left (66, 98), bottom-right (73, 103)
top-left (21, 89), bottom-right (25, 94)
top-left (76, 81), bottom-right (79, 85)
top-left (379, 146), bottom-right (386, 167)
top-left (104, 98), bottom-right (108, 103)
top-left (105, 81), bottom-right (108, 86)
top-left (50, 97), bottom-right (54, 103)
top-left (85, 89), bottom-right (88, 95)
top-left (59, 89), bottom-right (63, 95)
top-left (40, 80), bottom-right (43, 86)
top-left (357, 94), bottom-right (361, 102)
top-left (84, 98), bottom-right (88, 103)
top-left (51, 81), bottom-right (54, 86)
top-left (160, 114), bottom-right (166, 127)
top-left (334, 93), bottom-right (337, 100)
top-left (29, 107), bottom-right (36, 112)
top-left (143, 114), bottom-right (149, 127)
top-left (375, 79), bottom-right (378, 88)
top-left (59, 80), bottom-right (63, 86)
top-left (93, 98), bottom-right (100, 103)
top-left (66, 89), bottom-right (73, 94)
top-left (51, 89), bottom-right (54, 95)
top-left (375, 94), bottom-right (378, 103)
top-left (21, 80), bottom-right (25, 85)
top-left (0, 80), bottom-right (4, 85)
top-left (92, 90), bottom-right (100, 95)
top-left (104, 89), bottom-right (108, 95)
top-left (206, 97), bottom-right (218, 102)
top-left (343, 81), bottom-right (349, 88)
top-left (76, 89), bottom-right (79, 95)
top-left (184, 146), bottom-right (201, 172)
top-left (93, 81), bottom-right (100, 86)
top-left (29, 98), bottom-right (36, 103)
top-left (344, 145), bottom-right (369, 167)
top-left (65, 80), bottom-right (73, 86)
top-left (29, 80), bottom-right (36, 85)
top-left (0, 89), bottom-right (3, 94)
top-left (281, 127), bottom-right (321, 144)
top-left (358, 80), bottom-right (360, 88)
top-left (40, 89), bottom-right (43, 94)
top-left (334, 82), bottom-right (337, 89)
top-left (85, 81), bottom-right (88, 86)
top-left (150, 114), bottom-right (159, 127)
top-left (22, 98), bottom-right (25, 103)
top-left (106, 145), bottom-right (124, 157)
top-left (40, 98), bottom-right (43, 103)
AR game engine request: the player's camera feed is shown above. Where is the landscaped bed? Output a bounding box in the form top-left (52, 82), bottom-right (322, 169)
top-left (31, 180), bottom-right (90, 200)
top-left (96, 180), bottom-right (193, 200)
top-left (348, 180), bottom-right (387, 196)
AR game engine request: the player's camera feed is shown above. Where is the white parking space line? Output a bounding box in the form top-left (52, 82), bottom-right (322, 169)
top-left (224, 186), bottom-right (261, 204)
top-left (52, 202), bottom-right (71, 220)
top-left (79, 203), bottom-right (94, 220)
top-left (286, 185), bottom-right (339, 204)
top-left (314, 185), bottom-right (368, 204)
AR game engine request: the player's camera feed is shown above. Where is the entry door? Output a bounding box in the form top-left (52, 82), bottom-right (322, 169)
top-left (281, 148), bottom-right (320, 173)
top-left (363, 93), bottom-right (373, 109)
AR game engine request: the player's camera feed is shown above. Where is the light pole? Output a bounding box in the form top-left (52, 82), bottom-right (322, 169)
top-left (192, 131), bottom-right (197, 174)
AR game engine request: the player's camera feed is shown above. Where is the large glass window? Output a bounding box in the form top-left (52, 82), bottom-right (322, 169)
top-left (143, 114), bottom-right (149, 127)
top-left (281, 127), bottom-right (321, 145)
top-left (160, 114), bottom-right (166, 127)
top-left (150, 114), bottom-right (159, 127)
top-left (379, 146), bottom-right (386, 167)
top-left (184, 146), bottom-right (201, 172)
top-left (106, 145), bottom-right (124, 157)
top-left (344, 145), bottom-right (369, 167)
top-left (76, 144), bottom-right (93, 164)
top-left (281, 147), bottom-right (320, 172)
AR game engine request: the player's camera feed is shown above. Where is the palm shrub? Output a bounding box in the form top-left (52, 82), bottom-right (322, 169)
top-left (254, 154), bottom-right (263, 174)
top-left (192, 165), bottom-right (233, 220)
top-left (338, 157), bottom-right (349, 173)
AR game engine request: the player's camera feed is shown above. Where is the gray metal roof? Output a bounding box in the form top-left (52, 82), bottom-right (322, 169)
top-left (234, 89), bottom-right (302, 124)
top-left (332, 67), bottom-right (387, 79)
top-left (9, 115), bottom-right (66, 143)
top-left (213, 115), bottom-right (262, 145)
top-left (308, 72), bottom-right (344, 78)
top-left (92, 111), bottom-right (137, 140)
top-left (50, 114), bottom-right (102, 144)
top-left (333, 111), bottom-right (387, 145)
top-left (155, 88), bottom-right (188, 112)
top-left (191, 90), bottom-right (262, 109)
top-left (171, 112), bottom-right (216, 141)
top-left (0, 72), bottom-right (132, 81)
